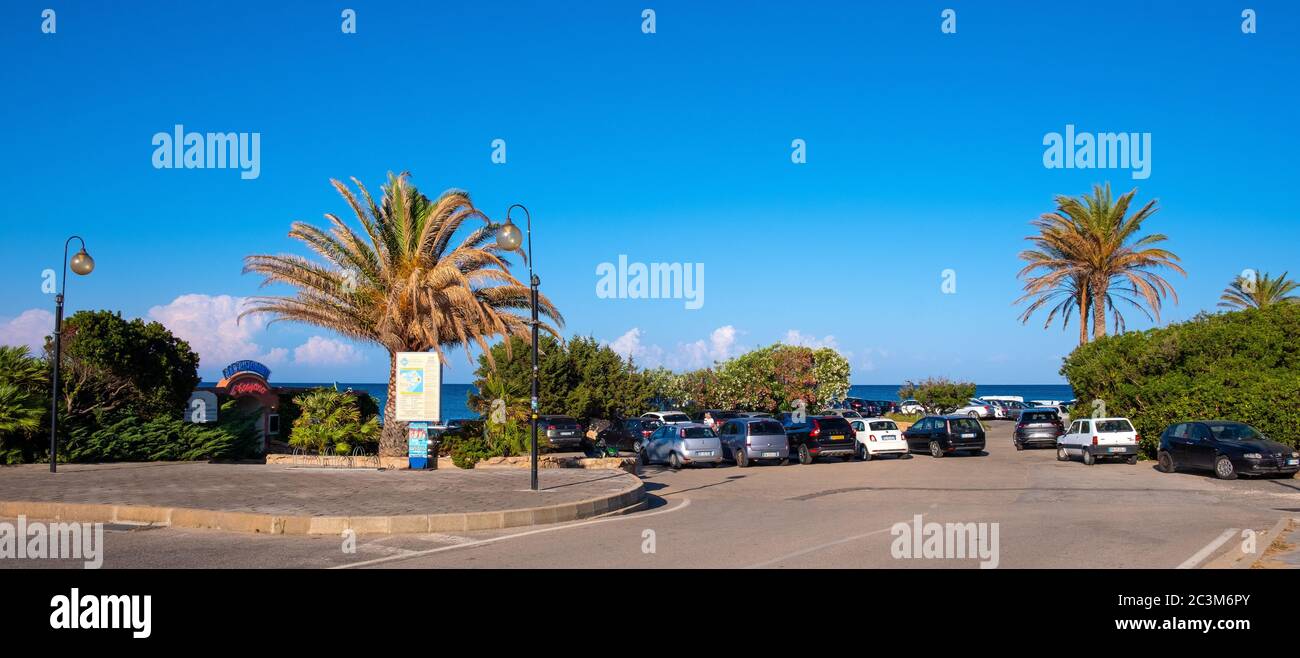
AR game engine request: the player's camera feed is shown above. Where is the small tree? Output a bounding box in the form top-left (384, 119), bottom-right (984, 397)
top-left (290, 389), bottom-right (378, 455)
top-left (899, 378), bottom-right (977, 413)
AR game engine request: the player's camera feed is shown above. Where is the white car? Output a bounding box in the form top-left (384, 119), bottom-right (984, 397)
top-left (952, 400), bottom-right (995, 419)
top-left (899, 399), bottom-right (926, 414)
top-left (640, 410), bottom-right (693, 425)
top-left (850, 417), bottom-right (909, 460)
top-left (1057, 417), bottom-right (1139, 465)
top-left (821, 408), bottom-right (864, 419)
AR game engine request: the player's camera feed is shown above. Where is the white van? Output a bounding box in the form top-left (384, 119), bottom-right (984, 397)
top-left (1058, 417), bottom-right (1140, 465)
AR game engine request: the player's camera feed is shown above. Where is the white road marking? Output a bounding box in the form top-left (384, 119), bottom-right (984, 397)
top-left (333, 498), bottom-right (691, 569)
top-left (1176, 528), bottom-right (1239, 569)
top-left (745, 525), bottom-right (904, 569)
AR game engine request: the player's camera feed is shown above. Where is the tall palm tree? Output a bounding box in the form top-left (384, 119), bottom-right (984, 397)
top-left (1016, 243), bottom-right (1091, 345)
top-left (1218, 270), bottom-right (1299, 310)
top-left (1019, 184), bottom-right (1183, 343)
top-left (242, 172), bottom-right (563, 455)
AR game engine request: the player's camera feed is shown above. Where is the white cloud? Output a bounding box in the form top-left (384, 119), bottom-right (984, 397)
top-left (0, 309), bottom-right (54, 352)
top-left (608, 327), bottom-right (665, 367)
top-left (606, 325), bottom-right (740, 371)
top-left (293, 336), bottom-right (363, 366)
top-left (781, 329), bottom-right (839, 350)
top-left (147, 294), bottom-right (286, 369)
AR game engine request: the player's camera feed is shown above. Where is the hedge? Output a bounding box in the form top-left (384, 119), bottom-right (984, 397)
top-left (1061, 304), bottom-right (1300, 456)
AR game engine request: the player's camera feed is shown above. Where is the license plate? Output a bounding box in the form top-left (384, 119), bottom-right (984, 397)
top-left (829, 435), bottom-right (844, 441)
top-left (762, 451), bottom-right (778, 458)
top-left (961, 433), bottom-right (975, 439)
top-left (1108, 447), bottom-right (1125, 453)
top-left (884, 435), bottom-right (897, 441)
top-left (697, 451), bottom-right (714, 457)
top-left (1288, 459), bottom-right (1298, 466)
top-left (559, 431), bottom-right (574, 436)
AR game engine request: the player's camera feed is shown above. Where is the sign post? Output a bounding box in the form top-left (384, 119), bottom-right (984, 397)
top-left (396, 352), bottom-right (441, 470)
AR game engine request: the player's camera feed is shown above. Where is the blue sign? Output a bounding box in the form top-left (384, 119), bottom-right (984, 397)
top-left (408, 422), bottom-right (430, 469)
top-left (222, 360), bottom-right (272, 381)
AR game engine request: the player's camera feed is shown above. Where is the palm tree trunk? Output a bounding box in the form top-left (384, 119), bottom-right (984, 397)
top-left (1078, 282), bottom-right (1090, 346)
top-left (1092, 276), bottom-right (1108, 341)
top-left (379, 352), bottom-right (407, 457)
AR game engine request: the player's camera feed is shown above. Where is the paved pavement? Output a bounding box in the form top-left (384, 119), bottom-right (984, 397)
top-left (0, 462), bottom-right (635, 516)
top-left (3, 423), bottom-right (1297, 568)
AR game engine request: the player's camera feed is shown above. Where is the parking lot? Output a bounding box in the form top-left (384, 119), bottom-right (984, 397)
top-left (5, 422), bottom-right (1297, 569)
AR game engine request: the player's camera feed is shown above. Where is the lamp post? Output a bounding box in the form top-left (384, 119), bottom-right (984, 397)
top-left (50, 236), bottom-right (95, 473)
top-left (494, 205), bottom-right (538, 491)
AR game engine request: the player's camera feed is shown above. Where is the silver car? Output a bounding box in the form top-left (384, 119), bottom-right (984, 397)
top-left (718, 417), bottom-right (789, 467)
top-left (641, 422), bottom-right (723, 469)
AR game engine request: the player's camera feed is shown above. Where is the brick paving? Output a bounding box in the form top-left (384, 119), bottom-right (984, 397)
top-left (0, 462), bottom-right (639, 516)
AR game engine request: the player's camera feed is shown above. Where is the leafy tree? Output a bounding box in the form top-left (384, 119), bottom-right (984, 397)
top-left (1218, 270), bottom-right (1298, 310)
top-left (242, 172), bottom-right (564, 456)
top-left (898, 378), bottom-right (977, 413)
top-left (53, 310), bottom-right (199, 428)
top-left (812, 348), bottom-right (851, 407)
top-left (472, 335), bottom-right (648, 422)
top-left (64, 400), bottom-right (261, 462)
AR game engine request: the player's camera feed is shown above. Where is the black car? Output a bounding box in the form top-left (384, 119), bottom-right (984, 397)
top-left (843, 397), bottom-right (882, 417)
top-left (538, 414), bottom-right (583, 450)
top-left (874, 400), bottom-right (900, 415)
top-left (589, 418), bottom-right (656, 455)
top-left (1013, 409), bottom-right (1064, 449)
top-left (1157, 421), bottom-right (1299, 480)
top-left (903, 415), bottom-right (986, 458)
top-left (784, 415), bottom-right (857, 464)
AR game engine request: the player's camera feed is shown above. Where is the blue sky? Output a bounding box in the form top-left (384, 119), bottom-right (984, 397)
top-left (2, 1), bottom-right (1297, 384)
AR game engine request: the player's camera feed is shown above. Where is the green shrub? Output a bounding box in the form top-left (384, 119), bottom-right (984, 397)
top-left (898, 378), bottom-right (977, 414)
top-left (288, 388), bottom-right (379, 455)
top-left (1062, 304), bottom-right (1300, 456)
top-left (64, 401), bottom-right (261, 462)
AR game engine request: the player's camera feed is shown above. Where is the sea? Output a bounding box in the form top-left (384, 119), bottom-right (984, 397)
top-left (239, 382), bottom-right (1073, 422)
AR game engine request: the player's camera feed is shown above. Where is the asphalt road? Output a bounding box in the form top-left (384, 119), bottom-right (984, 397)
top-left (5, 422), bottom-right (1298, 569)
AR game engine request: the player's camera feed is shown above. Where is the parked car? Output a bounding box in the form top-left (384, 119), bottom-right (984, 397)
top-left (590, 418), bottom-right (657, 455)
top-left (641, 422), bottom-right (723, 469)
top-left (737, 411), bottom-right (774, 418)
top-left (784, 415), bottom-right (857, 464)
top-left (538, 415), bottom-right (583, 450)
top-left (850, 417), bottom-right (909, 460)
top-left (640, 410), bottom-right (693, 425)
top-left (987, 399), bottom-right (1023, 421)
top-left (1157, 421), bottom-right (1299, 480)
top-left (1058, 417), bottom-right (1139, 465)
top-left (692, 409), bottom-right (743, 430)
top-left (952, 400), bottom-right (996, 420)
top-left (843, 397), bottom-right (882, 417)
top-left (821, 408), bottom-right (864, 419)
top-left (899, 399), bottom-right (926, 415)
top-left (903, 415), bottom-right (986, 458)
top-left (1013, 408), bottom-right (1065, 450)
top-left (718, 417), bottom-right (789, 467)
top-left (874, 400), bottom-right (901, 415)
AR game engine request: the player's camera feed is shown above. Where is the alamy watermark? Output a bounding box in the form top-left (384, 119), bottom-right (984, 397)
top-left (596, 255), bottom-right (704, 310)
top-left (151, 124), bottom-right (261, 180)
top-left (890, 514), bottom-right (1000, 568)
top-left (1043, 124), bottom-right (1151, 180)
top-left (1, 515), bottom-right (104, 569)
top-left (50, 588), bottom-right (151, 639)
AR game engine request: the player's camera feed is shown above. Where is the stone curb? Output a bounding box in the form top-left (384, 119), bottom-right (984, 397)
top-left (0, 472), bottom-right (645, 536)
top-left (1201, 516), bottom-right (1294, 569)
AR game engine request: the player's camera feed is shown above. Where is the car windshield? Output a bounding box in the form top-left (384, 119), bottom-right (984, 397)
top-left (949, 418), bottom-right (982, 432)
top-left (1206, 423), bottom-right (1264, 442)
top-left (816, 418), bottom-right (853, 433)
top-left (1095, 419), bottom-right (1133, 433)
top-left (662, 413), bottom-right (691, 423)
top-left (749, 421), bottom-right (786, 435)
top-left (1022, 412), bottom-right (1057, 422)
top-left (680, 427), bottom-right (716, 438)
top-left (869, 421), bottom-right (898, 431)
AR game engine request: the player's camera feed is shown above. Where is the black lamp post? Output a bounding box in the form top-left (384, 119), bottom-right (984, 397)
top-left (495, 204), bottom-right (539, 491)
top-left (50, 236), bottom-right (95, 473)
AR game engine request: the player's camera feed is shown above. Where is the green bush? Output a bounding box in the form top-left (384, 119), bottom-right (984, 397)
top-left (898, 378), bottom-right (977, 414)
top-left (1062, 304), bottom-right (1300, 456)
top-left (288, 388), bottom-right (379, 455)
top-left (0, 346), bottom-right (49, 464)
top-left (64, 401), bottom-right (261, 462)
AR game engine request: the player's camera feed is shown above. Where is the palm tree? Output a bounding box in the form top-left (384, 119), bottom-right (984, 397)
top-left (1018, 184), bottom-right (1184, 343)
top-left (1218, 270), bottom-right (1299, 310)
top-left (0, 346), bottom-right (47, 439)
top-left (1016, 243), bottom-right (1091, 345)
top-left (242, 172), bottom-right (563, 455)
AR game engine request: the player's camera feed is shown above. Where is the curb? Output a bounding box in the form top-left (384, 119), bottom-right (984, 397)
top-left (1201, 517), bottom-right (1294, 569)
top-left (0, 474), bottom-right (645, 536)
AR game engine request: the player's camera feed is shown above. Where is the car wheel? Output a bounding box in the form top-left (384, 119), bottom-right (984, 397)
top-left (669, 452), bottom-right (683, 470)
top-left (929, 440), bottom-right (944, 458)
top-left (968, 411), bottom-right (979, 419)
top-left (736, 449), bottom-right (750, 468)
top-left (1082, 450), bottom-right (1095, 466)
top-left (632, 440), bottom-right (643, 455)
top-left (1214, 455), bottom-right (1237, 480)
top-left (1126, 455), bottom-right (1138, 465)
top-left (798, 444), bottom-right (814, 465)
top-left (1056, 446), bottom-right (1068, 462)
top-left (639, 448), bottom-right (650, 466)
top-left (1014, 440), bottom-right (1024, 451)
top-left (859, 442), bottom-right (872, 462)
top-left (1156, 450), bottom-right (1175, 473)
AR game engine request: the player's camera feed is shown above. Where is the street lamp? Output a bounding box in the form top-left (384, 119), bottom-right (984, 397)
top-left (495, 205), bottom-right (539, 491)
top-left (50, 236), bottom-right (94, 473)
